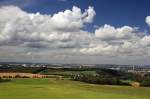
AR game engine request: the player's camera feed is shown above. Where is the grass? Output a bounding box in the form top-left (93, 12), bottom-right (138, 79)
top-left (0, 78), bottom-right (150, 99)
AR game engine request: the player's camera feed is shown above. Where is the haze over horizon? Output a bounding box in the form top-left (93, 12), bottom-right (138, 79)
top-left (0, 0), bottom-right (150, 65)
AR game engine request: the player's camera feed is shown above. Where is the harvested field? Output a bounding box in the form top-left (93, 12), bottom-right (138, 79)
top-left (0, 73), bottom-right (53, 78)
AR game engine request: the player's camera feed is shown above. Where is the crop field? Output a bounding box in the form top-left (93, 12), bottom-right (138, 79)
top-left (0, 72), bottom-right (58, 78)
top-left (0, 78), bottom-right (150, 99)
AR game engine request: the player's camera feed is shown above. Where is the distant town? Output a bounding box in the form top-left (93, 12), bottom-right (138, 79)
top-left (0, 62), bottom-right (150, 77)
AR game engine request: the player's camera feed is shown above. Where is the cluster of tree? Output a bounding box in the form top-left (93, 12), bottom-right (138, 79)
top-left (73, 74), bottom-right (129, 85)
top-left (0, 77), bottom-right (11, 83)
top-left (72, 68), bottom-right (150, 87)
top-left (140, 78), bottom-right (150, 87)
top-left (0, 66), bottom-right (46, 73)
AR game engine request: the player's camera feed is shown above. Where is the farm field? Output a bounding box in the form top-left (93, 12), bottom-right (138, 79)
top-left (0, 79), bottom-right (150, 99)
top-left (0, 78), bottom-right (150, 99)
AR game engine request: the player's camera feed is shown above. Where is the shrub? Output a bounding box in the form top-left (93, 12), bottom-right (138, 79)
top-left (0, 78), bottom-right (11, 83)
top-left (15, 74), bottom-right (21, 78)
top-left (22, 76), bottom-right (30, 78)
top-left (131, 82), bottom-right (140, 87)
top-left (141, 79), bottom-right (150, 87)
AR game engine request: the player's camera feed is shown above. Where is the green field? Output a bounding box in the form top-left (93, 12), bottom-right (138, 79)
top-left (0, 79), bottom-right (150, 99)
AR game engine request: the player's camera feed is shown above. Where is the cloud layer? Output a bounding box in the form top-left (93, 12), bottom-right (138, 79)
top-left (0, 5), bottom-right (150, 64)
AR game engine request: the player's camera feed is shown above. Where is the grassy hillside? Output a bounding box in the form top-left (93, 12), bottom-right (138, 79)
top-left (0, 78), bottom-right (150, 99)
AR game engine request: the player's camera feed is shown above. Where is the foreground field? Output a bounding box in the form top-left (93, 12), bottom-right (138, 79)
top-left (0, 79), bottom-right (150, 99)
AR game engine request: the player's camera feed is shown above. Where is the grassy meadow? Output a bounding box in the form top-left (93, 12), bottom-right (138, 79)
top-left (0, 78), bottom-right (150, 99)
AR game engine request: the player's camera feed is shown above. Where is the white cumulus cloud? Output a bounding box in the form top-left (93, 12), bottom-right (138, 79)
top-left (146, 16), bottom-right (150, 26)
top-left (95, 24), bottom-right (136, 40)
top-left (0, 6), bottom-right (95, 48)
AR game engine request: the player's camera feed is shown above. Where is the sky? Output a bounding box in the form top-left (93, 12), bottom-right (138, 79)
top-left (0, 0), bottom-right (150, 65)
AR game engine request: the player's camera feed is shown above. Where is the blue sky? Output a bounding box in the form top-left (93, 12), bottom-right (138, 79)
top-left (1, 0), bottom-right (150, 32)
top-left (0, 0), bottom-right (150, 65)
